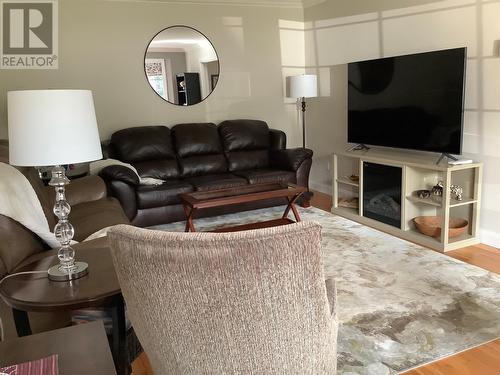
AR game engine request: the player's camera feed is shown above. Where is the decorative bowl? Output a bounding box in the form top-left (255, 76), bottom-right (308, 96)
top-left (415, 189), bottom-right (431, 199)
top-left (413, 216), bottom-right (468, 238)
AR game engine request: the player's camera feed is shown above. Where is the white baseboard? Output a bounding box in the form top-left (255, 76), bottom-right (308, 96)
top-left (310, 180), bottom-right (331, 195)
top-left (480, 229), bottom-right (500, 249)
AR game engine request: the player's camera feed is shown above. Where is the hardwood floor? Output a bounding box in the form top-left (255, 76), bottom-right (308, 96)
top-left (401, 339), bottom-right (500, 375)
top-left (447, 244), bottom-right (500, 275)
top-left (131, 351), bottom-right (153, 375)
top-left (131, 189), bottom-right (500, 375)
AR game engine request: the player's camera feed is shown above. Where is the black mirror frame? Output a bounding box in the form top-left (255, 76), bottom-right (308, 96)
top-left (143, 25), bottom-right (221, 106)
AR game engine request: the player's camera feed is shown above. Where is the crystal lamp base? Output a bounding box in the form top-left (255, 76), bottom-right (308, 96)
top-left (47, 261), bottom-right (89, 281)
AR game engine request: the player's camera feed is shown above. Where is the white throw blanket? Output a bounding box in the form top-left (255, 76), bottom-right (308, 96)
top-left (89, 158), bottom-right (164, 186)
top-left (0, 162), bottom-right (111, 247)
top-left (0, 162), bottom-right (61, 248)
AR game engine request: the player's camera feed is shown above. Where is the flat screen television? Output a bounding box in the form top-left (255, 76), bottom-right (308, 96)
top-left (348, 47), bottom-right (466, 154)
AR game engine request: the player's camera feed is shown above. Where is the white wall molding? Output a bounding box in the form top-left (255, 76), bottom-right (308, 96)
top-left (481, 229), bottom-right (500, 249)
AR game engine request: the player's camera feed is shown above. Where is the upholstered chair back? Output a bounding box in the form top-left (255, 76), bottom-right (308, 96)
top-left (108, 221), bottom-right (338, 374)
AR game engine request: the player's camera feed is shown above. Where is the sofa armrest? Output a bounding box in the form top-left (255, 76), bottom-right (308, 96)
top-left (98, 165), bottom-right (139, 186)
top-left (269, 129), bottom-right (286, 150)
top-left (64, 175), bottom-right (107, 206)
top-left (325, 278), bottom-right (337, 319)
top-left (271, 148), bottom-right (313, 172)
top-left (98, 165), bottom-right (139, 221)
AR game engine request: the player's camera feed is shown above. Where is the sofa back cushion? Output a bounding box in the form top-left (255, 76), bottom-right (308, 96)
top-left (172, 123), bottom-right (228, 177)
top-left (0, 214), bottom-right (48, 278)
top-left (218, 120), bottom-right (270, 172)
top-left (0, 143), bottom-right (51, 277)
top-left (110, 126), bottom-right (180, 179)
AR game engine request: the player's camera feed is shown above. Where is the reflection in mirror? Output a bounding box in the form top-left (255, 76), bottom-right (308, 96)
top-left (144, 26), bottom-right (220, 106)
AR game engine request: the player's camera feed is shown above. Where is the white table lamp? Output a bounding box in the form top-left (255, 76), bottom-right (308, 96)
top-left (288, 74), bottom-right (317, 148)
top-left (8, 90), bottom-right (103, 281)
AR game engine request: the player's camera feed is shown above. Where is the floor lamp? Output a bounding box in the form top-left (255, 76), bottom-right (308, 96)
top-left (288, 74), bottom-right (317, 148)
top-left (8, 90), bottom-right (103, 281)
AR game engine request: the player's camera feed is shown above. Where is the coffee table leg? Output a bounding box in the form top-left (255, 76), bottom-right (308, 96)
top-left (12, 308), bottom-right (32, 337)
top-left (111, 296), bottom-right (129, 375)
top-left (182, 205), bottom-right (197, 232)
top-left (291, 201), bottom-right (301, 222)
top-left (282, 194), bottom-right (302, 222)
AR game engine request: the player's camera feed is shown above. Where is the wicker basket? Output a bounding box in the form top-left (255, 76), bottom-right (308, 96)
top-left (413, 216), bottom-right (468, 238)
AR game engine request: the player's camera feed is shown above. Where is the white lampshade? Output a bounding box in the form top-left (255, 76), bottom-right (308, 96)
top-left (8, 90), bottom-right (103, 166)
top-left (288, 74), bottom-right (318, 98)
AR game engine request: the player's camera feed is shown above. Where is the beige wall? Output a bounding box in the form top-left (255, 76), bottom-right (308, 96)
top-left (0, 0), bottom-right (304, 145)
top-left (304, 0), bottom-right (500, 247)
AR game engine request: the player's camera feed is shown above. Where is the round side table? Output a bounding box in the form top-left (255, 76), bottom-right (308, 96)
top-left (0, 245), bottom-right (129, 375)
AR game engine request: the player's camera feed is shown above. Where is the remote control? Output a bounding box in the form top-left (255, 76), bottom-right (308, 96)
top-left (448, 159), bottom-right (473, 165)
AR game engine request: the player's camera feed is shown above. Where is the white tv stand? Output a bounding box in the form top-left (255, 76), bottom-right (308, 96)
top-left (331, 149), bottom-right (482, 252)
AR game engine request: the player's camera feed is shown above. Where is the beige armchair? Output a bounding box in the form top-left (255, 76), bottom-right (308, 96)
top-left (108, 221), bottom-right (338, 374)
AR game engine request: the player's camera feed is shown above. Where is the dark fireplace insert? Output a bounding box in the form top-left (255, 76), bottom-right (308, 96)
top-left (362, 162), bottom-right (402, 228)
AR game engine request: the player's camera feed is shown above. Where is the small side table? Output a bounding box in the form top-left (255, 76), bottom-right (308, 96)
top-left (0, 246), bottom-right (129, 375)
top-left (0, 321), bottom-right (116, 374)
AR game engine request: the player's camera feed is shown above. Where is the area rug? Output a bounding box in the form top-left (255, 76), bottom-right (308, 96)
top-left (151, 206), bottom-right (500, 374)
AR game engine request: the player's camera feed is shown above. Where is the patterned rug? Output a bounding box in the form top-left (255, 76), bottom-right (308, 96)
top-left (151, 206), bottom-right (500, 374)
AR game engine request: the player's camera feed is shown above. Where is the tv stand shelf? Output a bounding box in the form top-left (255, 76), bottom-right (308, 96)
top-left (332, 149), bottom-right (482, 252)
top-left (336, 176), bottom-right (359, 187)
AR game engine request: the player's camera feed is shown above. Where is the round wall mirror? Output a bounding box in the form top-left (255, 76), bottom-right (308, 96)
top-left (144, 26), bottom-right (220, 106)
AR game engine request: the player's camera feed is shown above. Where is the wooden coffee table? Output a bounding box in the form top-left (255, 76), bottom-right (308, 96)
top-left (179, 183), bottom-right (306, 232)
top-left (0, 244), bottom-right (128, 375)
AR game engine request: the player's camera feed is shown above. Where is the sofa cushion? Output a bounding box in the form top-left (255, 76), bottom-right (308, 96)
top-left (110, 126), bottom-right (177, 161)
top-left (218, 120), bottom-right (270, 151)
top-left (178, 155), bottom-right (229, 177)
top-left (71, 198), bottom-right (129, 241)
top-left (136, 181), bottom-right (194, 209)
top-left (134, 160), bottom-right (180, 180)
top-left (218, 120), bottom-right (271, 172)
top-left (187, 174), bottom-right (248, 191)
top-left (172, 123), bottom-right (228, 177)
top-left (110, 126), bottom-right (181, 179)
top-left (234, 168), bottom-right (296, 185)
top-left (0, 214), bottom-right (48, 278)
top-left (172, 123), bottom-right (222, 157)
top-left (223, 150), bottom-right (269, 172)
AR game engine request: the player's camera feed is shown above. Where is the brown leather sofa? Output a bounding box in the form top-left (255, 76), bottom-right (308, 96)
top-left (0, 142), bottom-right (129, 339)
top-left (99, 119), bottom-right (313, 227)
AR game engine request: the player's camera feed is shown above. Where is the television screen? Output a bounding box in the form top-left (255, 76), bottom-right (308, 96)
top-left (348, 47), bottom-right (466, 154)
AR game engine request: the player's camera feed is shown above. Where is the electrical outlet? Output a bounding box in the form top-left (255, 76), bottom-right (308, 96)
top-left (327, 161), bottom-right (331, 171)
